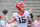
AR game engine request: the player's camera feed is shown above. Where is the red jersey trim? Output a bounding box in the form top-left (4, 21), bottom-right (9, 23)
top-left (13, 17), bottom-right (16, 20)
top-left (17, 11), bottom-right (24, 15)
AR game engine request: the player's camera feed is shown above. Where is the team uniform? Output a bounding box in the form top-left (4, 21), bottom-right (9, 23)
top-left (13, 11), bottom-right (29, 27)
top-left (0, 20), bottom-right (5, 26)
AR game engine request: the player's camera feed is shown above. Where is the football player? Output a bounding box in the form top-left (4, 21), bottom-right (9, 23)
top-left (0, 15), bottom-right (5, 27)
top-left (3, 2), bottom-right (32, 27)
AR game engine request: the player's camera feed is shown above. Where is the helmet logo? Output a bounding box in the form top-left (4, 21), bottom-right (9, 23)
top-left (18, 3), bottom-right (20, 5)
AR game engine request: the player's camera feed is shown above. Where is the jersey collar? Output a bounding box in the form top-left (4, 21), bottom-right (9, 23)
top-left (17, 11), bottom-right (24, 15)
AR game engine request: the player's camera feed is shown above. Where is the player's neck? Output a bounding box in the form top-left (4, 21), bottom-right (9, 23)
top-left (18, 11), bottom-right (24, 14)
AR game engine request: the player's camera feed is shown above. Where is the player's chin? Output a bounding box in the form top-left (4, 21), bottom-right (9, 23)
top-left (22, 9), bottom-right (25, 11)
top-left (21, 10), bottom-right (25, 12)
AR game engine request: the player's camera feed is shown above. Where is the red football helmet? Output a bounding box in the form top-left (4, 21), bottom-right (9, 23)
top-left (16, 2), bottom-right (26, 10)
top-left (0, 15), bottom-right (2, 18)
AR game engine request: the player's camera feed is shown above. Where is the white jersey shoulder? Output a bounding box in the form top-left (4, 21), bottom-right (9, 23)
top-left (25, 11), bottom-right (29, 13)
top-left (25, 11), bottom-right (29, 16)
top-left (0, 20), bottom-right (5, 26)
top-left (13, 11), bottom-right (29, 15)
top-left (13, 11), bottom-right (29, 17)
top-left (13, 12), bottom-right (18, 17)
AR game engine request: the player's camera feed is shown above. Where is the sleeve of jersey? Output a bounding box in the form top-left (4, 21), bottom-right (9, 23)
top-left (1, 21), bottom-right (5, 26)
top-left (27, 11), bottom-right (29, 15)
top-left (26, 11), bottom-right (29, 16)
top-left (12, 13), bottom-right (16, 20)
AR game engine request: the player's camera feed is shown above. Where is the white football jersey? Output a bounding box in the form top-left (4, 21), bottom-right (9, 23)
top-left (13, 11), bottom-right (29, 27)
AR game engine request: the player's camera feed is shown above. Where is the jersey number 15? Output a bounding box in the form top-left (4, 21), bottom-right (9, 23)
top-left (18, 17), bottom-right (26, 23)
